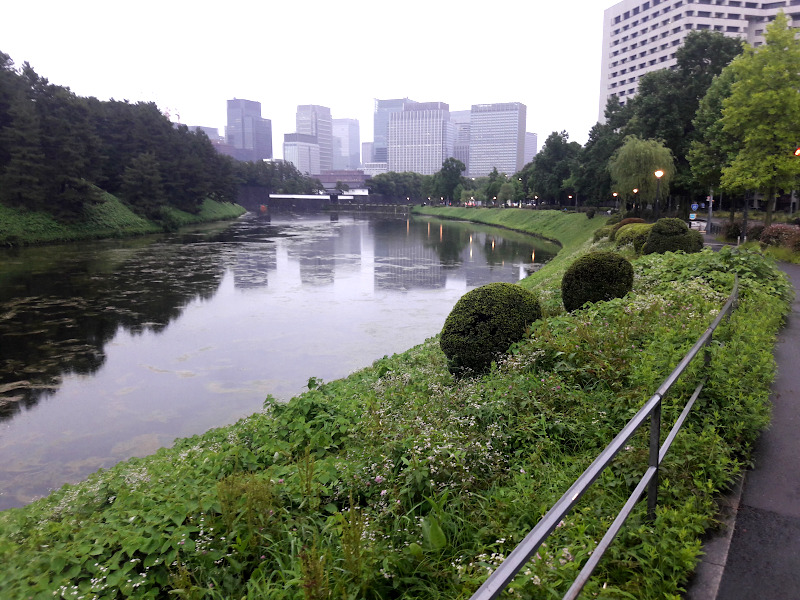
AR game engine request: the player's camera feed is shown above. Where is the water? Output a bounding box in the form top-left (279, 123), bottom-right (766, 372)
top-left (0, 212), bottom-right (558, 509)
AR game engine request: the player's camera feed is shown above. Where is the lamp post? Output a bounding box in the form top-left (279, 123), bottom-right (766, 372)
top-left (612, 192), bottom-right (619, 210)
top-left (633, 188), bottom-right (639, 214)
top-left (654, 170), bottom-right (664, 220)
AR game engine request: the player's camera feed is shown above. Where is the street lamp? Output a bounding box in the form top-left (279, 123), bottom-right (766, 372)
top-left (632, 188), bottom-right (639, 214)
top-left (654, 170), bottom-right (664, 219)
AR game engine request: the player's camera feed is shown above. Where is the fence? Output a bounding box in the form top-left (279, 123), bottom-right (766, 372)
top-left (470, 276), bottom-right (740, 600)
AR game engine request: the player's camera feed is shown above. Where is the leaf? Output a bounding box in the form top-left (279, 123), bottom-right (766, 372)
top-left (422, 516), bottom-right (447, 550)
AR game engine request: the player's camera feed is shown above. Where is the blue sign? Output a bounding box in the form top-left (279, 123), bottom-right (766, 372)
top-left (689, 213), bottom-right (697, 220)
top-left (691, 203), bottom-right (699, 211)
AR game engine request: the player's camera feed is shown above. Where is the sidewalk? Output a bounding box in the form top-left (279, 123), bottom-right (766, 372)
top-left (685, 260), bottom-right (800, 599)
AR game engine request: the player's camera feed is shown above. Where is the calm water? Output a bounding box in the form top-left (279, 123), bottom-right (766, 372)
top-left (0, 212), bottom-right (558, 509)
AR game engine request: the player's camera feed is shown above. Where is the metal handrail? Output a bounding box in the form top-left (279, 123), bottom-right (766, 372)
top-left (470, 275), bottom-right (740, 600)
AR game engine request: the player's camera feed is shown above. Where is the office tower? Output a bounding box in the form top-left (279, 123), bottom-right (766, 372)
top-left (362, 142), bottom-right (374, 165)
top-left (468, 103), bottom-right (526, 178)
top-left (599, 0), bottom-right (791, 119)
top-left (373, 98), bottom-right (415, 164)
top-left (388, 102), bottom-right (453, 176)
top-left (225, 99), bottom-right (272, 161)
top-left (525, 132), bottom-right (538, 165)
top-left (296, 105), bottom-right (333, 172)
top-left (332, 118), bottom-right (361, 170)
top-left (450, 110), bottom-right (471, 174)
top-left (283, 133), bottom-right (321, 175)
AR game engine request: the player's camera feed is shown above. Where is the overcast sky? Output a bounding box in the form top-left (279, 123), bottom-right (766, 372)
top-left (1, 0), bottom-right (610, 160)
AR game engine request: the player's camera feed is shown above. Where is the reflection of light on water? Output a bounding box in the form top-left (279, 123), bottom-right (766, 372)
top-left (427, 222), bottom-right (430, 237)
top-left (492, 239), bottom-right (495, 250)
top-left (532, 250), bottom-right (535, 262)
top-left (439, 224), bottom-right (443, 241)
top-left (469, 235), bottom-right (473, 244)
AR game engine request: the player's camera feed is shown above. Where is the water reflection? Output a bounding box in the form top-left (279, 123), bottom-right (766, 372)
top-left (0, 213), bottom-right (558, 509)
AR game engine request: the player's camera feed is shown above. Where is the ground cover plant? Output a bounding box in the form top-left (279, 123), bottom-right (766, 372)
top-left (0, 208), bottom-right (791, 599)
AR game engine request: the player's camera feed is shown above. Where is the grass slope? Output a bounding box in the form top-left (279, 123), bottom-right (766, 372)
top-left (0, 195), bottom-right (246, 246)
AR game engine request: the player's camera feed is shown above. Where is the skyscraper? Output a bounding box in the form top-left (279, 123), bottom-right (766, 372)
top-left (225, 99), bottom-right (272, 162)
top-left (332, 118), bottom-right (361, 170)
top-left (283, 133), bottom-right (320, 176)
top-left (296, 105), bottom-right (333, 172)
top-left (468, 103), bottom-right (526, 178)
top-left (599, 0), bottom-right (789, 119)
top-left (450, 110), bottom-right (471, 175)
top-left (388, 102), bottom-right (453, 176)
top-left (373, 99), bottom-right (415, 164)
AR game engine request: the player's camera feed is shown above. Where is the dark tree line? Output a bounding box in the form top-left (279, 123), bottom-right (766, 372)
top-left (0, 52), bottom-right (318, 221)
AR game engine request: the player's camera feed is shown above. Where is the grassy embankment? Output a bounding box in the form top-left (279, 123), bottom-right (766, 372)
top-left (0, 208), bottom-right (792, 599)
top-left (0, 193), bottom-right (246, 246)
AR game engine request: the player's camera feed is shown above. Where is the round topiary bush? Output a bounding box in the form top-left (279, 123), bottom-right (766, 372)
top-left (615, 223), bottom-right (653, 253)
top-left (609, 217), bottom-right (646, 241)
top-left (440, 282), bottom-right (541, 377)
top-left (641, 218), bottom-right (703, 254)
top-left (561, 252), bottom-right (633, 312)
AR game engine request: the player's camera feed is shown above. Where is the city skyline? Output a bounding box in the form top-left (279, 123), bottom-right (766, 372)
top-left (0, 1), bottom-right (606, 161)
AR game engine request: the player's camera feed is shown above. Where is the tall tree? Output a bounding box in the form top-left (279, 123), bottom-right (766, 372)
top-left (525, 131), bottom-right (581, 204)
top-left (719, 11), bottom-right (800, 226)
top-left (436, 157), bottom-right (466, 201)
top-left (608, 136), bottom-right (675, 215)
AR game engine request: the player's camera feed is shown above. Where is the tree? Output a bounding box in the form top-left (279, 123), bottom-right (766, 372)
top-left (608, 136), bottom-right (675, 215)
top-left (719, 11), bottom-right (800, 226)
top-left (688, 67), bottom-right (740, 213)
top-left (524, 131), bottom-right (581, 204)
top-left (437, 157), bottom-right (466, 201)
top-left (624, 31), bottom-right (742, 197)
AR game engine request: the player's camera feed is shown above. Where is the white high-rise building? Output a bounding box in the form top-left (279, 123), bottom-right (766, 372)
top-left (599, 0), bottom-right (795, 119)
top-left (388, 102), bottom-right (453, 175)
top-left (468, 103), bottom-right (527, 178)
top-left (450, 110), bottom-right (471, 174)
top-left (296, 105), bottom-right (332, 171)
top-left (283, 133), bottom-right (320, 175)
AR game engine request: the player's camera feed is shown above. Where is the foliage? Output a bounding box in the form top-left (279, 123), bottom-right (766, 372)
top-left (522, 131), bottom-right (581, 205)
top-left (719, 11), bottom-right (800, 226)
top-left (440, 283), bottom-right (542, 376)
top-left (608, 136), bottom-right (675, 210)
top-left (0, 54), bottom-right (242, 222)
top-left (616, 223), bottom-right (654, 253)
top-left (435, 158), bottom-right (466, 202)
top-left (561, 251), bottom-right (634, 312)
top-left (760, 224), bottom-right (800, 247)
top-left (609, 217), bottom-right (646, 241)
top-left (641, 218), bottom-right (704, 255)
top-left (720, 219), bottom-right (766, 243)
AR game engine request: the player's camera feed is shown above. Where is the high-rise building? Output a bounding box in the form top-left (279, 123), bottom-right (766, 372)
top-left (525, 132), bottom-right (538, 165)
top-left (388, 102), bottom-right (453, 176)
top-left (373, 98), bottom-right (415, 163)
top-left (296, 105), bottom-right (333, 172)
top-left (361, 142), bottom-right (374, 165)
top-left (599, 0), bottom-right (791, 119)
top-left (283, 133), bottom-right (320, 175)
top-left (225, 99), bottom-right (272, 162)
top-left (332, 118), bottom-right (361, 170)
top-left (450, 110), bottom-right (471, 174)
top-left (468, 103), bottom-right (526, 178)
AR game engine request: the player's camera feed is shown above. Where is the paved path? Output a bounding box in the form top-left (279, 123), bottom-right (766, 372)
top-left (685, 261), bottom-right (800, 599)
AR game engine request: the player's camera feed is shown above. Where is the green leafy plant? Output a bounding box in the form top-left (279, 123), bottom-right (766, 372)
top-left (440, 282), bottom-right (542, 376)
top-left (561, 251), bottom-right (634, 312)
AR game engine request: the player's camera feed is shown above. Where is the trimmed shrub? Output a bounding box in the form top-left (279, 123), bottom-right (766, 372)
top-left (609, 217), bottom-right (646, 241)
top-left (788, 231), bottom-right (800, 252)
top-left (760, 224), bottom-right (800, 247)
top-left (586, 208), bottom-right (596, 219)
top-left (606, 212), bottom-right (623, 225)
top-left (593, 225), bottom-right (614, 242)
top-left (721, 220), bottom-right (766, 242)
top-left (615, 223), bottom-right (654, 253)
top-left (440, 283), bottom-right (541, 376)
top-left (561, 252), bottom-right (634, 312)
top-left (642, 218), bottom-right (704, 255)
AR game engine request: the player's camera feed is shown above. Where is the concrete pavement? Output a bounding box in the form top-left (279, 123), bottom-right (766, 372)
top-left (684, 256), bottom-right (800, 599)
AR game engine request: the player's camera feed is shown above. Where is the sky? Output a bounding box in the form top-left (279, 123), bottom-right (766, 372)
top-left (1, 0), bottom-right (610, 160)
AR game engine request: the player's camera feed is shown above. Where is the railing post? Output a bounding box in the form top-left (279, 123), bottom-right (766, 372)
top-left (647, 398), bottom-right (662, 521)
